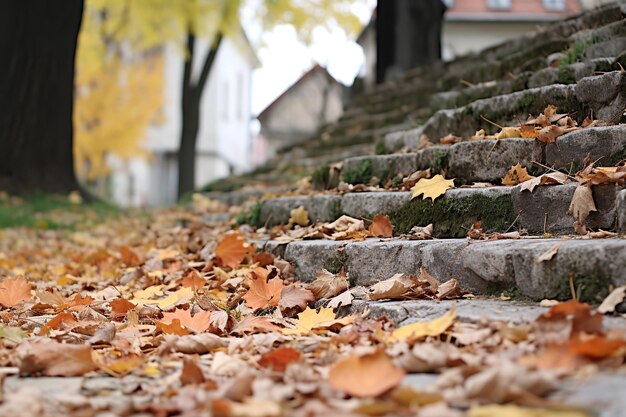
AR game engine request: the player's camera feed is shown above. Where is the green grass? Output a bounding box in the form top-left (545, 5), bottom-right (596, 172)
top-left (0, 193), bottom-right (120, 230)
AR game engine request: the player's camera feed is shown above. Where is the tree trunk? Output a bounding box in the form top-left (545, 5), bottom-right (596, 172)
top-left (0, 0), bottom-right (84, 195)
top-left (177, 31), bottom-right (222, 200)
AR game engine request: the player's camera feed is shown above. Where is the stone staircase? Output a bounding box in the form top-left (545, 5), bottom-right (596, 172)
top-left (205, 2), bottom-right (626, 304)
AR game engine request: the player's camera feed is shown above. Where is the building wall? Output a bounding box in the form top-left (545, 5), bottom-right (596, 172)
top-left (132, 35), bottom-right (256, 207)
top-left (259, 69), bottom-right (344, 159)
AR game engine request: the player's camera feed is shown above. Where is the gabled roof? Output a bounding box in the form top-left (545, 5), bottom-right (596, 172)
top-left (446, 0), bottom-right (583, 21)
top-left (257, 64), bottom-right (339, 121)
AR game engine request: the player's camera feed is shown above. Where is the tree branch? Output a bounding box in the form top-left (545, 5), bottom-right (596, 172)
top-left (196, 32), bottom-right (223, 91)
top-left (182, 29), bottom-right (195, 99)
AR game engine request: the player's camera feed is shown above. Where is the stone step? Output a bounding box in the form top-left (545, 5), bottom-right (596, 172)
top-left (260, 238), bottom-right (626, 301)
top-left (342, 126), bottom-right (626, 184)
top-left (257, 184), bottom-right (621, 236)
top-left (385, 71), bottom-right (626, 152)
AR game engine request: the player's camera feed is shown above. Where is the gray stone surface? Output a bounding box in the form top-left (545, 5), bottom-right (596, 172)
top-left (341, 192), bottom-right (412, 219)
top-left (618, 189), bottom-right (626, 234)
top-left (528, 68), bottom-right (559, 89)
top-left (512, 183), bottom-right (618, 234)
top-left (260, 195), bottom-right (342, 226)
top-left (265, 238), bottom-right (626, 300)
top-left (546, 126), bottom-right (626, 170)
top-left (342, 154), bottom-right (420, 184)
top-left (447, 139), bottom-right (544, 182)
top-left (585, 37), bottom-right (626, 60)
top-left (553, 375), bottom-right (626, 417)
top-left (575, 71), bottom-right (626, 122)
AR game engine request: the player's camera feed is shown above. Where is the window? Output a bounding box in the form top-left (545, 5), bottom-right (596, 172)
top-left (486, 0), bottom-right (511, 10)
top-left (543, 0), bottom-right (566, 11)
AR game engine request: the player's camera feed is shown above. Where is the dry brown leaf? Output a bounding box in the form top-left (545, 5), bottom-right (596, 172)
top-left (215, 233), bottom-right (253, 268)
top-left (494, 127), bottom-right (521, 140)
top-left (231, 316), bottom-right (282, 335)
top-left (17, 338), bottom-right (98, 376)
top-left (307, 269), bottom-right (349, 300)
top-left (598, 286), bottom-right (626, 314)
top-left (328, 349), bottom-right (405, 397)
top-left (181, 270), bottom-right (206, 290)
top-left (520, 172), bottom-right (569, 192)
top-left (440, 134), bottom-right (462, 145)
top-left (567, 185), bottom-right (597, 224)
top-left (0, 276), bottom-right (32, 308)
top-left (502, 163), bottom-right (535, 186)
top-left (282, 307), bottom-right (336, 336)
top-left (537, 125), bottom-right (574, 144)
top-left (160, 333), bottom-right (228, 354)
top-left (258, 348), bottom-right (301, 372)
top-left (279, 283), bottom-right (315, 311)
top-left (180, 358), bottom-right (205, 385)
top-left (368, 274), bottom-right (422, 301)
top-left (534, 243), bottom-right (561, 264)
top-left (368, 214), bottom-right (393, 238)
top-left (326, 289), bottom-right (353, 309)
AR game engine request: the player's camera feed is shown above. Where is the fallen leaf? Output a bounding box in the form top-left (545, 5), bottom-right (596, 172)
top-left (282, 307), bottom-right (336, 336)
top-left (495, 127), bottom-right (521, 140)
top-left (322, 216), bottom-right (366, 240)
top-left (161, 308), bottom-right (212, 333)
top-left (279, 283), bottom-right (315, 311)
top-left (390, 304), bottom-right (456, 342)
top-left (520, 172), bottom-right (569, 192)
top-left (180, 358), bottom-right (205, 385)
top-left (327, 289), bottom-right (353, 309)
top-left (258, 348), bottom-right (301, 372)
top-left (567, 185), bottom-right (597, 224)
top-left (289, 206), bottom-right (310, 227)
top-left (215, 233), bottom-right (253, 268)
top-left (243, 267), bottom-right (284, 311)
top-left (369, 214), bottom-right (393, 238)
top-left (0, 324), bottom-right (27, 344)
top-left (119, 246), bottom-right (142, 267)
top-left (328, 349), bottom-right (405, 397)
top-left (109, 298), bottom-right (136, 316)
top-left (537, 125), bottom-right (572, 144)
top-left (0, 276), bottom-right (32, 308)
top-left (469, 404), bottom-right (589, 417)
top-left (231, 316), bottom-right (282, 335)
top-left (182, 270), bottom-right (206, 290)
top-left (598, 286), bottom-right (626, 314)
top-left (368, 274), bottom-right (423, 301)
top-left (411, 175), bottom-right (455, 201)
top-left (160, 333), bottom-right (228, 354)
top-left (535, 243), bottom-right (561, 264)
top-left (307, 269), bottom-right (349, 300)
top-left (502, 163), bottom-right (535, 186)
top-left (17, 338), bottom-right (98, 376)
top-left (156, 319), bottom-right (190, 336)
top-left (132, 287), bottom-right (194, 310)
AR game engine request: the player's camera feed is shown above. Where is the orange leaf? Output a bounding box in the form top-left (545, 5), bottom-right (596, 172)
top-left (119, 246), bottom-right (142, 267)
top-left (156, 319), bottom-right (190, 336)
top-left (182, 270), bottom-right (206, 290)
top-left (230, 316), bottom-right (281, 335)
top-left (258, 348), bottom-right (301, 372)
top-left (109, 298), bottom-right (135, 316)
top-left (279, 283), bottom-right (315, 311)
top-left (243, 268), bottom-right (284, 311)
top-left (329, 349), bottom-right (406, 397)
top-left (57, 294), bottom-right (94, 312)
top-left (369, 214), bottom-right (393, 238)
top-left (180, 358), bottom-right (205, 385)
top-left (39, 311), bottom-right (78, 336)
top-left (568, 335), bottom-right (626, 359)
top-left (0, 277), bottom-right (32, 308)
top-left (161, 308), bottom-right (211, 333)
top-left (215, 233), bottom-right (253, 268)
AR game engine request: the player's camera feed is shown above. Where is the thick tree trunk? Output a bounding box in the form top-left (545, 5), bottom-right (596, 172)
top-left (0, 0), bottom-right (84, 195)
top-left (177, 31), bottom-right (222, 200)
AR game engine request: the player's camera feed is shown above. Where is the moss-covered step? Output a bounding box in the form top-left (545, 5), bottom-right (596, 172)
top-left (385, 71), bottom-right (626, 152)
top-left (261, 237), bottom-right (626, 302)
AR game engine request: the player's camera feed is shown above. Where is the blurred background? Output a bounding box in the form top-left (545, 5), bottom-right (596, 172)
top-left (67, 0), bottom-right (611, 207)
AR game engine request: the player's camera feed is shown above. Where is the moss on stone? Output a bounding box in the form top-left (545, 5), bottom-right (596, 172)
top-left (389, 193), bottom-right (514, 237)
top-left (556, 271), bottom-right (612, 304)
top-left (329, 200), bottom-right (343, 221)
top-left (237, 202), bottom-right (264, 228)
top-left (610, 148), bottom-right (626, 165)
top-left (323, 250), bottom-right (349, 274)
top-left (343, 158), bottom-right (373, 185)
top-left (311, 166), bottom-right (330, 190)
top-left (375, 139), bottom-right (388, 155)
top-left (558, 66), bottom-right (577, 85)
top-left (561, 41), bottom-right (592, 67)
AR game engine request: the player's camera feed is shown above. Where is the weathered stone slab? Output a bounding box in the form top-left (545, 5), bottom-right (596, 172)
top-left (341, 192), bottom-right (412, 219)
top-left (575, 71), bottom-right (626, 121)
top-left (260, 195), bottom-right (342, 226)
top-left (342, 154), bottom-right (420, 184)
top-left (265, 238), bottom-right (626, 300)
top-left (546, 126), bottom-right (626, 170)
top-left (447, 138), bottom-right (544, 182)
top-left (618, 189), bottom-right (626, 234)
top-left (511, 183), bottom-right (617, 234)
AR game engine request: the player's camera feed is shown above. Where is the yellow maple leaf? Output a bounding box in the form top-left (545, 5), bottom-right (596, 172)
top-left (502, 163), bottom-right (535, 186)
top-left (494, 127), bottom-right (522, 140)
top-left (389, 304), bottom-right (456, 342)
top-left (411, 175), bottom-right (455, 201)
top-left (131, 287), bottom-right (194, 310)
top-left (289, 206), bottom-right (310, 227)
top-left (283, 307), bottom-right (336, 335)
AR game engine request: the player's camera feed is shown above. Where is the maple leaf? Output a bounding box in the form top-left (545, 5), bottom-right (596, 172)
top-left (368, 273), bottom-right (424, 301)
top-left (180, 358), bottom-right (205, 385)
top-left (279, 283), bottom-right (315, 311)
top-left (390, 303), bottom-right (456, 342)
top-left (0, 324), bottom-right (27, 344)
top-left (494, 127), bottom-right (521, 140)
top-left (368, 214), bottom-right (393, 238)
top-left (282, 307), bottom-right (336, 335)
top-left (258, 348), bottom-right (301, 372)
top-left (411, 175), bottom-right (455, 201)
top-left (502, 163), bottom-right (535, 186)
top-left (328, 349), bottom-right (405, 397)
top-left (39, 311), bottom-right (78, 336)
top-left (215, 233), bottom-right (253, 268)
top-left (157, 319), bottom-right (190, 336)
top-left (536, 125), bottom-right (575, 144)
top-left (132, 287), bottom-right (194, 310)
top-left (468, 404), bottom-right (587, 417)
top-left (243, 267), bottom-right (284, 311)
top-left (567, 185), bottom-right (597, 224)
top-left (181, 270), bottom-right (206, 290)
top-left (307, 269), bottom-right (349, 300)
top-left (520, 172), bottom-right (569, 192)
top-left (119, 246), bottom-right (142, 266)
top-left (109, 298), bottom-right (136, 316)
top-left (598, 286), bottom-right (626, 314)
top-left (230, 315), bottom-right (282, 335)
top-left (0, 276), bottom-right (32, 308)
top-left (288, 206), bottom-right (310, 227)
top-left (519, 125), bottom-right (538, 138)
top-left (161, 308), bottom-right (212, 333)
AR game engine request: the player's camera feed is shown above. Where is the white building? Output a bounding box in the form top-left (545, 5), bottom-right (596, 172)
top-left (111, 29), bottom-right (258, 207)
